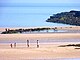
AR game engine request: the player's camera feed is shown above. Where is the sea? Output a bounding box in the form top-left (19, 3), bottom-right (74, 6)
top-left (0, 3), bottom-right (80, 27)
top-left (0, 3), bottom-right (80, 44)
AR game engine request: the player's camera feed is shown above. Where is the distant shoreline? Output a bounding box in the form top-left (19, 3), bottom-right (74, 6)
top-left (0, 26), bottom-right (80, 34)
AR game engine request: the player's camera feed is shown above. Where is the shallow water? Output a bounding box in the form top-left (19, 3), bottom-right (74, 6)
top-left (0, 38), bottom-right (80, 44)
top-left (0, 3), bottom-right (80, 27)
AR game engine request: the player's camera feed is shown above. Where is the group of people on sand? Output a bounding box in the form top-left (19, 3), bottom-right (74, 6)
top-left (27, 40), bottom-right (39, 48)
top-left (10, 40), bottom-right (39, 48)
top-left (10, 43), bottom-right (16, 48)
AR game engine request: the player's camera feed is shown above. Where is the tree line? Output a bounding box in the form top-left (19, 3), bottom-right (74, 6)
top-left (46, 10), bottom-right (80, 26)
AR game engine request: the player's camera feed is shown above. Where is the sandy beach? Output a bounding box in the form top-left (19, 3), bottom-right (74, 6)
top-left (0, 33), bottom-right (80, 60)
top-left (0, 26), bottom-right (80, 60)
top-left (0, 43), bottom-right (80, 60)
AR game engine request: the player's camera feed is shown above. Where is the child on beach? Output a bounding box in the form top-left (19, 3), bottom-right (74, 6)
top-left (10, 44), bottom-right (13, 48)
top-left (14, 43), bottom-right (16, 48)
top-left (37, 40), bottom-right (39, 48)
top-left (27, 40), bottom-right (29, 47)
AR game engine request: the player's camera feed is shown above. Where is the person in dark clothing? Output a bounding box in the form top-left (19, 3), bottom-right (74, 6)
top-left (37, 40), bottom-right (39, 48)
top-left (27, 40), bottom-right (29, 47)
top-left (14, 43), bottom-right (16, 48)
top-left (10, 44), bottom-right (13, 48)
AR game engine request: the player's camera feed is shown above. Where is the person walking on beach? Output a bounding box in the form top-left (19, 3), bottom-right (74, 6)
top-left (14, 43), bottom-right (16, 48)
top-left (27, 40), bottom-right (29, 47)
top-left (37, 40), bottom-right (39, 48)
top-left (10, 44), bottom-right (13, 48)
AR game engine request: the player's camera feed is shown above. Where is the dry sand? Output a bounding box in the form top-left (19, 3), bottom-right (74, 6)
top-left (0, 33), bottom-right (80, 60)
top-left (0, 43), bottom-right (80, 60)
top-left (0, 33), bottom-right (80, 40)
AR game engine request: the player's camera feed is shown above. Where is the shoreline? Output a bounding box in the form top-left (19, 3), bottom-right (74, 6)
top-left (0, 26), bottom-right (80, 34)
top-left (0, 30), bottom-right (80, 59)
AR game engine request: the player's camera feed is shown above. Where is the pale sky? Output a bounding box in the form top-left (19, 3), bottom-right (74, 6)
top-left (0, 0), bottom-right (80, 3)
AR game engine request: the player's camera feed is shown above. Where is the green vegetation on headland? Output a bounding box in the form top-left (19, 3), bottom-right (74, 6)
top-left (46, 10), bottom-right (80, 26)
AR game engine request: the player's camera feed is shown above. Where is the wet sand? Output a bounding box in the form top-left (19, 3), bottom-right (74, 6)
top-left (0, 33), bottom-right (80, 60)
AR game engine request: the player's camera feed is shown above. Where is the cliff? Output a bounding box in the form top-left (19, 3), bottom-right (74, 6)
top-left (46, 10), bottom-right (80, 26)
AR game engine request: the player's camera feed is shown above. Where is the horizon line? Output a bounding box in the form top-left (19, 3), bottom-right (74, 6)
top-left (0, 3), bottom-right (80, 7)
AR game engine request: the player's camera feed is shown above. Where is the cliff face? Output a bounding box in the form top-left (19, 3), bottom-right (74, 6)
top-left (46, 10), bottom-right (80, 26)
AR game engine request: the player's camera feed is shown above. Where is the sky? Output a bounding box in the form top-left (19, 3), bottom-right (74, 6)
top-left (0, 0), bottom-right (80, 3)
